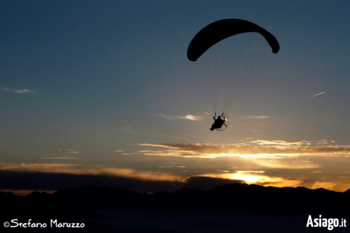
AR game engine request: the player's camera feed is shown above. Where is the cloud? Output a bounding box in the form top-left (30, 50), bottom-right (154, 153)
top-left (67, 149), bottom-right (79, 154)
top-left (236, 170), bottom-right (265, 173)
top-left (250, 140), bottom-right (312, 146)
top-left (41, 157), bottom-right (78, 160)
top-left (0, 163), bottom-right (80, 174)
top-left (0, 86), bottom-right (35, 94)
top-left (177, 114), bottom-right (202, 121)
top-left (137, 140), bottom-right (350, 159)
top-left (243, 115), bottom-right (271, 119)
top-left (0, 161), bottom-right (349, 192)
top-left (2, 139), bottom-right (349, 193)
top-left (252, 160), bottom-right (319, 169)
top-left (59, 149), bottom-right (79, 154)
top-left (311, 181), bottom-right (336, 190)
top-left (310, 182), bottom-right (350, 192)
top-left (96, 168), bottom-right (184, 182)
top-left (155, 114), bottom-right (202, 121)
top-left (138, 143), bottom-right (178, 149)
top-left (0, 163), bottom-right (302, 192)
top-left (197, 171), bottom-right (303, 188)
top-left (0, 170), bottom-right (187, 193)
top-left (113, 150), bottom-right (124, 153)
top-left (315, 139), bottom-right (330, 145)
top-left (138, 143), bottom-right (212, 158)
top-left (0, 162), bottom-right (184, 183)
top-left (155, 114), bottom-right (178, 120)
top-left (304, 91), bottom-right (325, 100)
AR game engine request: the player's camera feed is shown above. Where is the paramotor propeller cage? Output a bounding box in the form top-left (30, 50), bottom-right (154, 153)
top-left (215, 114), bottom-right (229, 131)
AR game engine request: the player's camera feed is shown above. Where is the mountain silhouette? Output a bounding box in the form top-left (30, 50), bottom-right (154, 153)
top-left (1, 183), bottom-right (349, 232)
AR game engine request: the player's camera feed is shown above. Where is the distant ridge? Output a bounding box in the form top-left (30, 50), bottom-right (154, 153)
top-left (1, 183), bottom-right (349, 216)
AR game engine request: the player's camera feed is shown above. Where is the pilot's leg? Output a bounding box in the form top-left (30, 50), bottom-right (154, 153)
top-left (210, 124), bottom-right (214, 131)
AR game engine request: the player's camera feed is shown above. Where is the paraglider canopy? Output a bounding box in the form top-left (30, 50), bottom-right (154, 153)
top-left (187, 19), bottom-right (279, 62)
top-left (187, 18), bottom-right (280, 129)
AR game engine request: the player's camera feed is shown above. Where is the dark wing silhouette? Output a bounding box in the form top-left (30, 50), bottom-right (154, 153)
top-left (187, 19), bottom-right (280, 62)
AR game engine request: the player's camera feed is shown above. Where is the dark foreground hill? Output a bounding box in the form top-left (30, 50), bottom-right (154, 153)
top-left (1, 184), bottom-right (349, 232)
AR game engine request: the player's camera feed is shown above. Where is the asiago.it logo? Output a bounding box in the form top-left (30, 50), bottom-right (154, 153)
top-left (306, 215), bottom-right (347, 231)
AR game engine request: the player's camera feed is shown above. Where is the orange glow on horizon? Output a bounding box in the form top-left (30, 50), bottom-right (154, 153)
top-left (0, 189), bottom-right (56, 196)
top-left (198, 171), bottom-right (303, 188)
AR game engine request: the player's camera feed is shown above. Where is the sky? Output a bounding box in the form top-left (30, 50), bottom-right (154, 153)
top-left (1, 0), bottom-right (350, 195)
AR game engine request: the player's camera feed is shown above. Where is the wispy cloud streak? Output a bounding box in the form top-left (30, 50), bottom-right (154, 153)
top-left (242, 115), bottom-right (271, 119)
top-left (304, 91), bottom-right (325, 100)
top-left (137, 139), bottom-right (350, 159)
top-left (0, 163), bottom-right (184, 182)
top-left (155, 114), bottom-right (202, 121)
top-left (0, 86), bottom-right (35, 94)
top-left (177, 114), bottom-right (202, 121)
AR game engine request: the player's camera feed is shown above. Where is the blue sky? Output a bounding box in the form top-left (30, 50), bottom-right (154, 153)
top-left (1, 0), bottom-right (350, 193)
